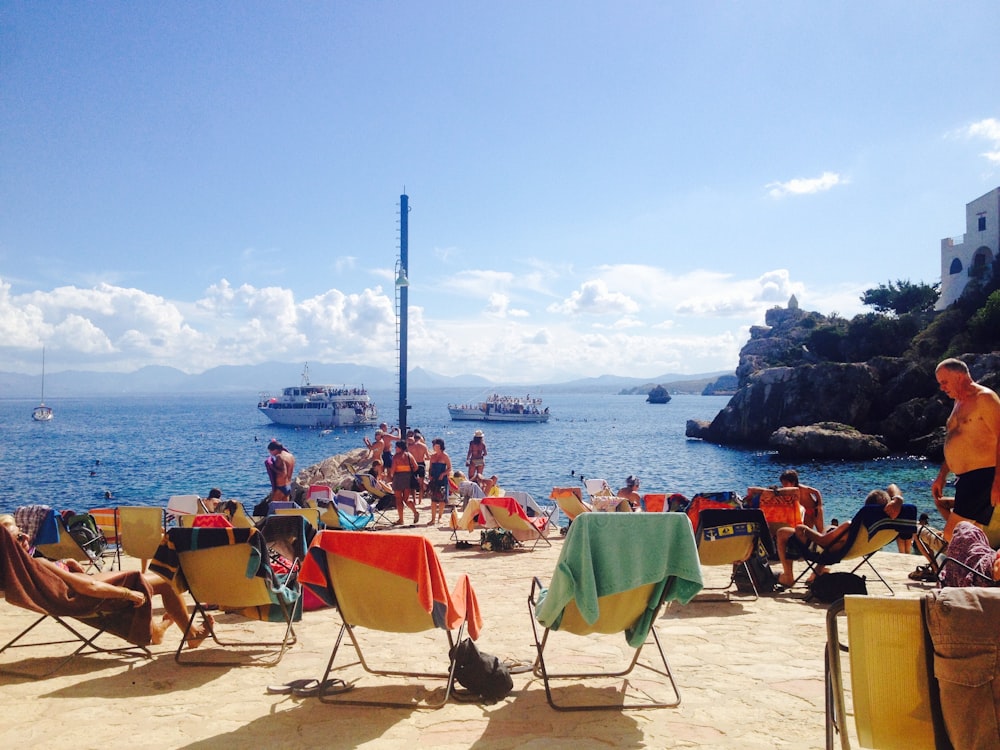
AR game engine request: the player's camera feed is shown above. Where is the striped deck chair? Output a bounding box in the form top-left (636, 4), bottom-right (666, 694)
top-left (745, 487), bottom-right (803, 538)
top-left (480, 497), bottom-right (552, 550)
top-left (528, 513), bottom-right (704, 710)
top-left (683, 491), bottom-right (741, 529)
top-left (641, 494), bottom-right (667, 512)
top-left (88, 507), bottom-right (120, 565)
top-left (318, 490), bottom-right (375, 531)
top-left (448, 497), bottom-right (481, 544)
top-left (299, 531), bottom-right (483, 708)
top-left (0, 528), bottom-right (153, 679)
top-left (150, 526), bottom-right (302, 665)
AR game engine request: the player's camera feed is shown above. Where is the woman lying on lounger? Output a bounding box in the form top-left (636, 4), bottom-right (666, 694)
top-left (0, 514), bottom-right (211, 647)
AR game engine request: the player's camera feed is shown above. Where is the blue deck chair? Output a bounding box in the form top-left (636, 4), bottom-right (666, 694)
top-left (790, 503), bottom-right (918, 594)
top-left (528, 513), bottom-right (703, 710)
top-left (319, 490), bottom-right (375, 531)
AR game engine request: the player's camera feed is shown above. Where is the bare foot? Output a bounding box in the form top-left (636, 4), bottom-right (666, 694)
top-left (150, 615), bottom-right (173, 645)
top-left (778, 573), bottom-right (795, 588)
top-left (186, 613), bottom-right (215, 649)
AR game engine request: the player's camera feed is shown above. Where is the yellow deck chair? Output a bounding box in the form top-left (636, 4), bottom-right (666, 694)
top-left (115, 506), bottom-right (165, 573)
top-left (448, 498), bottom-right (481, 543)
top-left (153, 526), bottom-right (302, 666)
top-left (693, 508), bottom-right (771, 600)
top-left (826, 596), bottom-right (941, 750)
top-left (299, 531), bottom-right (484, 708)
top-left (480, 497), bottom-right (552, 550)
top-left (227, 503), bottom-right (255, 528)
top-left (550, 487), bottom-right (591, 521)
top-left (528, 513), bottom-right (704, 710)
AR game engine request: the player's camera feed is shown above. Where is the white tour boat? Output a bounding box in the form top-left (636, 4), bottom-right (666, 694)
top-left (258, 365), bottom-right (378, 429)
top-left (447, 393), bottom-right (550, 423)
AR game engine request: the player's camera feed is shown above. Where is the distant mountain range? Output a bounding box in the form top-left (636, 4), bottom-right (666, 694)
top-left (0, 361), bottom-right (733, 398)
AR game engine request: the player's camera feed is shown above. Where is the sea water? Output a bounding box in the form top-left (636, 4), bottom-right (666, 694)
top-left (0, 389), bottom-right (943, 526)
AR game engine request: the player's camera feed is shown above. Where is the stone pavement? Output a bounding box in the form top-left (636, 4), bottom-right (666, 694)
top-left (0, 512), bottom-right (931, 749)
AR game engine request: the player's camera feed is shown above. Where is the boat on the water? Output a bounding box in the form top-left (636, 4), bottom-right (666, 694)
top-left (32, 347), bottom-right (53, 422)
top-left (258, 364), bottom-right (378, 429)
top-left (447, 394), bottom-right (550, 422)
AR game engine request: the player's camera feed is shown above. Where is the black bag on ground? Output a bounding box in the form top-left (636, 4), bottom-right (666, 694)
top-left (65, 512), bottom-right (107, 560)
top-left (449, 638), bottom-right (513, 704)
top-left (734, 540), bottom-right (779, 594)
top-left (806, 572), bottom-right (867, 604)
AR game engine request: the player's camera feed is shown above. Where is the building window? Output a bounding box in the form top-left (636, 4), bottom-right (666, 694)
top-left (979, 216), bottom-right (987, 231)
top-left (950, 258), bottom-right (963, 275)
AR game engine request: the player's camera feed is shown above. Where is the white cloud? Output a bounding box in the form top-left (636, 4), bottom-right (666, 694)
top-left (548, 280), bottom-right (639, 316)
top-left (960, 118), bottom-right (1000, 164)
top-left (766, 171), bottom-right (846, 199)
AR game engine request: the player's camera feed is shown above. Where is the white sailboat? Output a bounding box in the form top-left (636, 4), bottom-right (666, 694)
top-left (32, 348), bottom-right (53, 422)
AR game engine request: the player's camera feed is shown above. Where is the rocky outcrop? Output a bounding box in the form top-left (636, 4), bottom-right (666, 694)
top-left (685, 298), bottom-right (1000, 457)
top-left (647, 385), bottom-right (671, 404)
top-left (768, 422), bottom-right (889, 459)
top-left (294, 447), bottom-right (371, 495)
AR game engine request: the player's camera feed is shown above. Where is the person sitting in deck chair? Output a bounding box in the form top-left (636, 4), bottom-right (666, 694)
top-left (774, 485), bottom-right (903, 588)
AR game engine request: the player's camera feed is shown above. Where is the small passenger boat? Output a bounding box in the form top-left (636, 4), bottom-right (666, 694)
top-left (258, 364), bottom-right (378, 429)
top-left (447, 394), bottom-right (550, 423)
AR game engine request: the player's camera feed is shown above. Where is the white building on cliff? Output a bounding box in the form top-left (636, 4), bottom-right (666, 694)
top-left (937, 186), bottom-right (1000, 310)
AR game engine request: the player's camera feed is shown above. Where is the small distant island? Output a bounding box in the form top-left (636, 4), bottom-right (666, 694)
top-left (646, 385), bottom-right (671, 404)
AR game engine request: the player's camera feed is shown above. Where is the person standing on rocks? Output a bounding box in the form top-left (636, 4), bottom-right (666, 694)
top-left (266, 440), bottom-right (296, 503)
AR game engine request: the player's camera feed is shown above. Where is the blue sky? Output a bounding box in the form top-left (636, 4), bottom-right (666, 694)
top-left (2, 2), bottom-right (1000, 383)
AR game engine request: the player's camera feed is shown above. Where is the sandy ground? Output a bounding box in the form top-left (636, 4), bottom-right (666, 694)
top-left (0, 508), bottom-right (931, 750)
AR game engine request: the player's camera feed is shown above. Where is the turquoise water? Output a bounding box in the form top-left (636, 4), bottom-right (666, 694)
top-left (0, 389), bottom-right (943, 525)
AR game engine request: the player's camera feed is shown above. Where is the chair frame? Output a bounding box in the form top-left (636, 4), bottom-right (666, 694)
top-left (0, 610), bottom-right (152, 679)
top-left (527, 576), bottom-right (680, 711)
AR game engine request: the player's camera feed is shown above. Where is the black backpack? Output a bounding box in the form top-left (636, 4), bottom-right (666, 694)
top-left (734, 540), bottom-right (779, 594)
top-left (449, 638), bottom-right (514, 704)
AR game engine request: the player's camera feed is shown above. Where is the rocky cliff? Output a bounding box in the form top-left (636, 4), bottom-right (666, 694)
top-left (686, 300), bottom-right (1000, 459)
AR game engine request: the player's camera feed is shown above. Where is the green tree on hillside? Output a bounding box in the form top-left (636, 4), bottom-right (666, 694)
top-left (860, 279), bottom-right (940, 316)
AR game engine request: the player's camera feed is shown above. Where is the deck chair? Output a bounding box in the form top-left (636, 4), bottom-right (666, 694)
top-left (115, 506), bottom-right (165, 573)
top-left (317, 490), bottom-right (375, 531)
top-left (641, 494), bottom-right (667, 513)
top-left (480, 497), bottom-right (552, 549)
top-left (528, 513), bottom-right (704, 710)
top-left (746, 487), bottom-right (803, 538)
top-left (166, 494), bottom-right (201, 521)
top-left (35, 513), bottom-right (104, 573)
top-left (0, 528), bottom-right (153, 678)
top-left (88, 507), bottom-right (119, 563)
top-left (507, 490), bottom-right (552, 520)
top-left (790, 504), bottom-right (918, 593)
top-left (276, 506), bottom-right (324, 530)
top-left (299, 530), bottom-right (483, 708)
top-left (683, 491), bottom-right (741, 529)
top-left (225, 502), bottom-right (255, 529)
top-left (306, 484), bottom-right (334, 508)
top-left (151, 526), bottom-right (302, 666)
top-left (694, 508), bottom-right (771, 600)
top-left (448, 498), bottom-right (481, 543)
top-left (825, 596), bottom-right (944, 750)
top-left (550, 487), bottom-right (591, 521)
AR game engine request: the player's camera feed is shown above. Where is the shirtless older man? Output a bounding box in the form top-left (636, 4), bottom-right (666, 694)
top-left (931, 358), bottom-right (1000, 544)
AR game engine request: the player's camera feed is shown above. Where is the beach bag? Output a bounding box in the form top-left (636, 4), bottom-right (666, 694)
top-left (734, 540), bottom-right (779, 594)
top-left (480, 528), bottom-right (518, 552)
top-left (449, 638), bottom-right (513, 704)
top-left (806, 572), bottom-right (867, 604)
